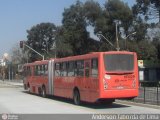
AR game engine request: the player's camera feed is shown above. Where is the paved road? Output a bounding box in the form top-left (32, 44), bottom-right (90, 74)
top-left (0, 85), bottom-right (160, 114)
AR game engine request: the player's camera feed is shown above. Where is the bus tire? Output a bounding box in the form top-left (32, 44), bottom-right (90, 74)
top-left (41, 86), bottom-right (46, 98)
top-left (73, 90), bottom-right (80, 105)
top-left (38, 87), bottom-right (42, 96)
top-left (27, 84), bottom-right (30, 93)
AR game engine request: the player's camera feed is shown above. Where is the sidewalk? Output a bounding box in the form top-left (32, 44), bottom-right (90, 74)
top-left (116, 100), bottom-right (160, 110)
top-left (0, 79), bottom-right (23, 87)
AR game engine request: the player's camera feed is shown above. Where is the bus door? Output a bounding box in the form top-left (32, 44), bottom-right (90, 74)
top-left (84, 60), bottom-right (91, 100)
top-left (48, 60), bottom-right (54, 95)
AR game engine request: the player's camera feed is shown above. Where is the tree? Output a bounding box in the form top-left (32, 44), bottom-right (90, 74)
top-left (133, 0), bottom-right (160, 22)
top-left (84, 0), bottom-right (134, 51)
top-left (26, 23), bottom-right (57, 61)
top-left (84, 0), bottom-right (102, 26)
top-left (152, 29), bottom-right (160, 60)
top-left (137, 40), bottom-right (157, 61)
top-left (10, 43), bottom-right (27, 64)
top-left (124, 39), bottom-right (157, 61)
top-left (62, 1), bottom-right (90, 55)
top-left (84, 0), bottom-right (113, 51)
top-left (132, 0), bottom-right (160, 61)
top-left (105, 0), bottom-right (133, 36)
top-left (132, 17), bottom-right (148, 42)
top-left (10, 43), bottom-right (29, 79)
top-left (54, 26), bottom-right (73, 58)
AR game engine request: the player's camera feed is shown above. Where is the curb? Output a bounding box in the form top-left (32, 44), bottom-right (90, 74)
top-left (0, 80), bottom-right (23, 87)
top-left (116, 100), bottom-right (160, 110)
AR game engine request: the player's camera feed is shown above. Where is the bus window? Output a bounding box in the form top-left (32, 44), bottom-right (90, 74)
top-left (37, 66), bottom-right (41, 76)
top-left (28, 66), bottom-right (31, 76)
top-left (23, 66), bottom-right (26, 77)
top-left (85, 61), bottom-right (90, 77)
top-left (76, 60), bottom-right (84, 76)
top-left (24, 66), bottom-right (31, 77)
top-left (39, 65), bottom-right (45, 76)
top-left (61, 62), bottom-right (67, 76)
top-left (68, 61), bottom-right (74, 77)
top-left (41, 65), bottom-right (45, 75)
top-left (55, 63), bottom-right (60, 77)
top-left (44, 64), bottom-right (48, 76)
top-left (104, 54), bottom-right (134, 72)
top-left (34, 66), bottom-right (38, 76)
top-left (91, 58), bottom-right (98, 77)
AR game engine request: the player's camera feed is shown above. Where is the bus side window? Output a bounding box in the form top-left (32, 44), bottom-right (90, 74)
top-left (40, 65), bottom-right (44, 76)
top-left (41, 65), bottom-right (44, 76)
top-left (76, 60), bottom-right (84, 76)
top-left (44, 65), bottom-right (48, 76)
top-left (40, 65), bottom-right (43, 76)
top-left (29, 67), bottom-right (31, 76)
top-left (91, 58), bottom-right (98, 77)
top-left (27, 66), bottom-right (31, 76)
top-left (85, 62), bottom-right (90, 77)
top-left (55, 63), bottom-right (60, 77)
top-left (74, 61), bottom-right (78, 76)
top-left (68, 61), bottom-right (74, 77)
top-left (34, 66), bottom-right (38, 76)
top-left (37, 66), bottom-right (41, 76)
top-left (61, 62), bottom-right (67, 76)
top-left (23, 66), bottom-right (26, 77)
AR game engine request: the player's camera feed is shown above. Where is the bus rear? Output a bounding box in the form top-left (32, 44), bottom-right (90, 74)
top-left (100, 51), bottom-right (139, 100)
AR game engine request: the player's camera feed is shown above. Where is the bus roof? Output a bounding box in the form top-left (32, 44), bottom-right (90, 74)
top-left (23, 51), bottom-right (136, 65)
top-left (54, 51), bottom-right (136, 62)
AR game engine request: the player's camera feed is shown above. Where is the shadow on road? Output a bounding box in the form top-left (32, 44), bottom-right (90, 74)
top-left (23, 91), bottom-right (130, 109)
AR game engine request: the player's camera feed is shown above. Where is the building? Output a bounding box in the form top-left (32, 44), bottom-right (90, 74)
top-left (138, 60), bottom-right (160, 86)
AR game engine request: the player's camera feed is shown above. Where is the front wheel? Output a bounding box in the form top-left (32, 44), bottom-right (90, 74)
top-left (73, 90), bottom-right (80, 105)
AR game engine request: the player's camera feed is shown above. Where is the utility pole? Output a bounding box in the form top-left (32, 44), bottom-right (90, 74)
top-left (115, 21), bottom-right (120, 51)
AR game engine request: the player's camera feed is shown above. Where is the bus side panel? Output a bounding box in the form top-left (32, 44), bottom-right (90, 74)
top-left (53, 77), bottom-right (74, 98)
top-left (81, 58), bottom-right (100, 103)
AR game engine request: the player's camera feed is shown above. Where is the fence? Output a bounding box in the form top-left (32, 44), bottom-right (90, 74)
top-left (132, 82), bottom-right (160, 105)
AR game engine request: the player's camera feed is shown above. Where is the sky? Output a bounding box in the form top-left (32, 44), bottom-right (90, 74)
top-left (0, 0), bottom-right (135, 58)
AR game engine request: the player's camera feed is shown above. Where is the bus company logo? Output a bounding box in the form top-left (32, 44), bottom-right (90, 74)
top-left (2, 113), bottom-right (8, 120)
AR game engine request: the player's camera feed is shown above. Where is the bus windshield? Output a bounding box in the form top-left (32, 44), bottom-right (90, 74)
top-left (104, 54), bottom-right (134, 72)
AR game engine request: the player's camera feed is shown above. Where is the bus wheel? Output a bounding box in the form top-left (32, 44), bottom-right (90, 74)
top-left (73, 90), bottom-right (80, 105)
top-left (38, 87), bottom-right (42, 96)
top-left (27, 84), bottom-right (30, 93)
top-left (41, 86), bottom-right (46, 98)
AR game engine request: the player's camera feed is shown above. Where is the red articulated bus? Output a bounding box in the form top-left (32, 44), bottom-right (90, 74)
top-left (23, 51), bottom-right (139, 105)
